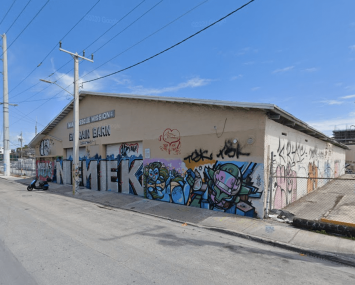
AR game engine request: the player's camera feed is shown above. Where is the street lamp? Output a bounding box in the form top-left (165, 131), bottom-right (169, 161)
top-left (39, 79), bottom-right (73, 99)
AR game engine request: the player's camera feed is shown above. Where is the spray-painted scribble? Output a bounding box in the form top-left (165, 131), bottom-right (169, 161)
top-left (217, 140), bottom-right (250, 159)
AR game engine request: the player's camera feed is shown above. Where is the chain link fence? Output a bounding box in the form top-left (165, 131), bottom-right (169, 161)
top-left (0, 158), bottom-right (36, 177)
top-left (268, 172), bottom-right (355, 226)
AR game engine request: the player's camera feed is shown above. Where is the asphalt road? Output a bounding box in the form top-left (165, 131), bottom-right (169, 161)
top-left (0, 178), bottom-right (354, 285)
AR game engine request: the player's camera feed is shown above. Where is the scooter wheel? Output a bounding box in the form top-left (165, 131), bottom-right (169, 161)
top-left (27, 186), bottom-right (33, 191)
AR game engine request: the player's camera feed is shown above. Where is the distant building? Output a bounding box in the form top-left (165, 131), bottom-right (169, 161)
top-left (333, 128), bottom-right (355, 168)
top-left (333, 129), bottom-right (355, 145)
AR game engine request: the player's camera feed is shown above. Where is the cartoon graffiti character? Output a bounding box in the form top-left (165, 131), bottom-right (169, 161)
top-left (144, 162), bottom-right (183, 202)
top-left (186, 162), bottom-right (260, 217)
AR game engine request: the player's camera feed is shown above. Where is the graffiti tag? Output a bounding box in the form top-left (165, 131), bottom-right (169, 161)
top-left (184, 149), bottom-right (213, 163)
top-left (217, 140), bottom-right (250, 159)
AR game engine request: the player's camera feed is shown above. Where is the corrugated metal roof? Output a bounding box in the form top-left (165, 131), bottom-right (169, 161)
top-left (28, 91), bottom-right (349, 150)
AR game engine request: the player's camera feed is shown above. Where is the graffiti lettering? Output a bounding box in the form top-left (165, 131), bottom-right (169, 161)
top-left (184, 149), bottom-right (213, 163)
top-left (217, 140), bottom-right (250, 159)
top-left (119, 143), bottom-right (139, 157)
top-left (36, 160), bottom-right (54, 181)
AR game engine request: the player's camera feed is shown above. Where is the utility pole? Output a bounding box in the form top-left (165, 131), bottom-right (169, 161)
top-left (59, 42), bottom-right (93, 195)
top-left (18, 131), bottom-right (23, 176)
top-left (1, 34), bottom-right (10, 176)
top-left (35, 117), bottom-right (37, 136)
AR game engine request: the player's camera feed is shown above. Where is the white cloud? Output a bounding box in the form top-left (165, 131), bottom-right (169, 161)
top-left (272, 66), bottom-right (294, 74)
top-left (251, 87), bottom-right (260, 91)
top-left (129, 77), bottom-right (213, 95)
top-left (320, 100), bottom-right (343, 105)
top-left (340, 94), bottom-right (355, 99)
top-left (350, 45), bottom-right (355, 51)
top-left (308, 115), bottom-right (355, 136)
top-left (231, 74), bottom-right (243, 80)
top-left (303, 67), bottom-right (318, 72)
top-left (243, 61), bottom-right (255, 65)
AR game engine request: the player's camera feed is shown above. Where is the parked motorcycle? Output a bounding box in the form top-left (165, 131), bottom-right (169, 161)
top-left (27, 178), bottom-right (49, 191)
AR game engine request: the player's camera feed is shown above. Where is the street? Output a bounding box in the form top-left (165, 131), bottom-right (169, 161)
top-left (0, 178), bottom-right (354, 285)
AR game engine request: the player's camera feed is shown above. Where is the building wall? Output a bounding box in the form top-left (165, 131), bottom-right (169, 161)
top-left (35, 95), bottom-right (268, 218)
top-left (265, 119), bottom-right (346, 210)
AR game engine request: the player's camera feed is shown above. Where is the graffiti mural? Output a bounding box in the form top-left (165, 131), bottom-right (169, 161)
top-left (273, 163), bottom-right (297, 209)
top-left (307, 162), bottom-right (318, 193)
top-left (271, 137), bottom-right (345, 209)
top-left (143, 159), bottom-right (264, 218)
top-left (159, 128), bottom-right (181, 155)
top-left (36, 159), bottom-right (54, 181)
top-left (40, 139), bottom-right (53, 156)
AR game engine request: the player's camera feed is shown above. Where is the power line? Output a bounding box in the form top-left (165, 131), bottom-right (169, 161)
top-left (10, 0), bottom-right (157, 100)
top-left (10, 58), bottom-right (72, 99)
top-left (10, 82), bottom-right (73, 127)
top-left (11, 0), bottom-right (208, 112)
top-left (9, 0), bottom-right (211, 125)
top-left (0, 0), bottom-right (17, 28)
top-left (1, 0), bottom-right (50, 58)
top-left (5, 0), bottom-right (32, 34)
top-left (81, 0), bottom-right (209, 81)
top-left (8, 0), bottom-right (101, 95)
top-left (11, 64), bottom-right (74, 103)
top-left (10, 108), bottom-right (45, 126)
top-left (85, 0), bottom-right (251, 84)
top-left (92, 0), bottom-right (164, 54)
top-left (84, 0), bottom-right (146, 51)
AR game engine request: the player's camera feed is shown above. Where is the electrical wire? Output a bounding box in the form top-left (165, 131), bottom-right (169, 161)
top-left (5, 0), bottom-right (32, 34)
top-left (8, 0), bottom-right (102, 95)
top-left (92, 0), bottom-right (164, 54)
top-left (81, 0), bottom-right (209, 81)
top-left (9, 0), bottom-right (211, 126)
top-left (1, 0), bottom-right (50, 58)
top-left (83, 0), bottom-right (255, 84)
top-left (10, 82), bottom-right (73, 127)
top-left (84, 0), bottom-right (146, 51)
top-left (10, 0), bottom-right (159, 100)
top-left (10, 58), bottom-right (72, 99)
top-left (0, 0), bottom-right (17, 28)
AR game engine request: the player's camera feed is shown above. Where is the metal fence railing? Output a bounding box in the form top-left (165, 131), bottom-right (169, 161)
top-left (268, 174), bottom-right (355, 226)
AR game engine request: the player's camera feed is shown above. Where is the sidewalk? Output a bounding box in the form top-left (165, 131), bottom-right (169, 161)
top-left (3, 175), bottom-right (355, 267)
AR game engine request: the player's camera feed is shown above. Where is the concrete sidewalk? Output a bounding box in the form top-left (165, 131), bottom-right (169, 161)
top-left (3, 175), bottom-right (355, 267)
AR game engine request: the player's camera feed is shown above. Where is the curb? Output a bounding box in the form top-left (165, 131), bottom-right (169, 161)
top-left (3, 177), bottom-right (355, 268)
top-left (293, 217), bottom-right (355, 237)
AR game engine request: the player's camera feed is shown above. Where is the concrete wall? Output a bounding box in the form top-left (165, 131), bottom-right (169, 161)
top-left (34, 95), bottom-right (267, 218)
top-left (265, 119), bottom-right (346, 210)
top-left (345, 146), bottom-right (355, 162)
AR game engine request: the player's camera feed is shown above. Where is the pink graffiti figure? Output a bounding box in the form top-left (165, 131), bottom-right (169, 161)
top-left (274, 163), bottom-right (297, 209)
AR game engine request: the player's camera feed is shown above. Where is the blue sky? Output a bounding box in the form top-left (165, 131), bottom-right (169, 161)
top-left (1, 0), bottom-right (355, 148)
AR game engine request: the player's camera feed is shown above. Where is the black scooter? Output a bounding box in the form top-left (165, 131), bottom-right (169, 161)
top-left (27, 178), bottom-right (49, 191)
